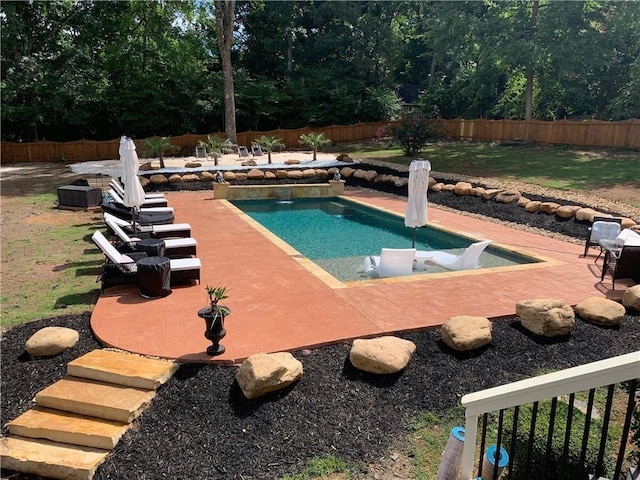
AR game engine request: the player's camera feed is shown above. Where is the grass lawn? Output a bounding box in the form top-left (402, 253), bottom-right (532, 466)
top-left (330, 141), bottom-right (640, 195)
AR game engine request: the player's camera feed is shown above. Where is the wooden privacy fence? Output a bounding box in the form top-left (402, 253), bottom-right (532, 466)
top-left (1, 119), bottom-right (638, 164)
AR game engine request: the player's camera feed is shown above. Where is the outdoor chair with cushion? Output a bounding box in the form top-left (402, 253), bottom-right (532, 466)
top-left (600, 244), bottom-right (640, 289)
top-left (101, 202), bottom-right (175, 226)
top-left (251, 144), bottom-right (263, 157)
top-left (92, 231), bottom-right (201, 286)
top-left (414, 240), bottom-right (491, 271)
top-left (103, 212), bottom-right (191, 239)
top-left (361, 248), bottom-right (416, 278)
top-left (582, 216), bottom-right (622, 259)
top-left (104, 215), bottom-right (197, 258)
top-left (109, 179), bottom-right (165, 199)
top-left (238, 146), bottom-right (249, 158)
top-left (614, 228), bottom-right (640, 247)
top-left (107, 188), bottom-right (169, 209)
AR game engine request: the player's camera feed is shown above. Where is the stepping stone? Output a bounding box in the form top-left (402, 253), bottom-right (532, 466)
top-left (0, 436), bottom-right (109, 480)
top-left (7, 407), bottom-right (129, 450)
top-left (36, 376), bottom-right (155, 423)
top-left (67, 350), bottom-right (178, 390)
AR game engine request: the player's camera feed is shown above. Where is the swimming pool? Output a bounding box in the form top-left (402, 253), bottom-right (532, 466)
top-left (232, 197), bottom-right (539, 282)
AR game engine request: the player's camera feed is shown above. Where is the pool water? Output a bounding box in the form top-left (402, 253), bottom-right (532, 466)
top-left (232, 197), bottom-right (539, 282)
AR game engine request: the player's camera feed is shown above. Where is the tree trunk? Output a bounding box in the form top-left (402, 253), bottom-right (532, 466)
top-left (214, 0), bottom-right (237, 144)
top-left (428, 52), bottom-right (437, 88)
top-left (524, 0), bottom-right (539, 120)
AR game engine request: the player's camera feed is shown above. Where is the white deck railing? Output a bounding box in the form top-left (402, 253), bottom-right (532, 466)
top-left (459, 351), bottom-right (640, 479)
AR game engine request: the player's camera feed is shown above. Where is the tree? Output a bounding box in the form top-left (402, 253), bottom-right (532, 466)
top-left (299, 132), bottom-right (331, 161)
top-left (198, 135), bottom-right (233, 166)
top-left (144, 136), bottom-right (179, 169)
top-left (253, 135), bottom-right (285, 164)
top-left (214, 0), bottom-right (237, 144)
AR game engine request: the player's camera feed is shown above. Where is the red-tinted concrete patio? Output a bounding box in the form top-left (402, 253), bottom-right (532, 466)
top-left (90, 188), bottom-right (629, 364)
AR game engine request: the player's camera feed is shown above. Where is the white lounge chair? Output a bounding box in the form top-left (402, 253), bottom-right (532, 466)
top-left (583, 216), bottom-right (622, 258)
top-left (104, 215), bottom-right (197, 258)
top-left (103, 212), bottom-right (192, 239)
top-left (109, 179), bottom-right (165, 199)
top-left (362, 248), bottom-right (416, 278)
top-left (415, 240), bottom-right (491, 271)
top-left (107, 189), bottom-right (174, 213)
top-left (92, 231), bottom-right (200, 284)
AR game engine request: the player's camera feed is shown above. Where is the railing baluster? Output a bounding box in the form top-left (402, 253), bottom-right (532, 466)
top-left (543, 397), bottom-right (558, 475)
top-left (559, 393), bottom-right (576, 478)
top-left (525, 401), bottom-right (539, 473)
top-left (614, 379), bottom-right (637, 479)
top-left (492, 409), bottom-right (505, 480)
top-left (595, 384), bottom-right (616, 476)
top-left (478, 412), bottom-right (489, 477)
top-left (579, 388), bottom-right (596, 468)
top-left (507, 405), bottom-right (519, 480)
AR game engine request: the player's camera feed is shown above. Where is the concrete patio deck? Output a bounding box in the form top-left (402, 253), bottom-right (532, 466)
top-left (90, 188), bottom-right (629, 364)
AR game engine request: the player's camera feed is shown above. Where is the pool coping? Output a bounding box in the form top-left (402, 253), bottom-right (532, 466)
top-left (223, 195), bottom-right (562, 289)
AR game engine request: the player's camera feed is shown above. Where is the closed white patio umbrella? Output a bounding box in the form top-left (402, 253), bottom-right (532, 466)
top-left (119, 136), bottom-right (147, 232)
top-left (404, 159), bottom-right (431, 248)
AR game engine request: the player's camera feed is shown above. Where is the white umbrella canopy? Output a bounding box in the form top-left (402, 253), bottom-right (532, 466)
top-left (119, 136), bottom-right (147, 230)
top-left (404, 159), bottom-right (431, 247)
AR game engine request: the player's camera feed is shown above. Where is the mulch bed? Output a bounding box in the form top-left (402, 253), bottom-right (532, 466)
top-left (2, 175), bottom-right (638, 479)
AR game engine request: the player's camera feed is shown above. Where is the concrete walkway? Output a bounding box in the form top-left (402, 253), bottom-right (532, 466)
top-left (89, 188), bottom-right (629, 364)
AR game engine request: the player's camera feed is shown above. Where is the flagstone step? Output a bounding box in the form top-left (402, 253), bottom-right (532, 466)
top-left (36, 376), bottom-right (156, 423)
top-left (6, 407), bottom-right (129, 450)
top-left (67, 349), bottom-right (178, 390)
top-left (0, 436), bottom-right (109, 480)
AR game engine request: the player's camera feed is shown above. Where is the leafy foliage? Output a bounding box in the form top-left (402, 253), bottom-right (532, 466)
top-left (253, 135), bottom-right (285, 164)
top-left (391, 119), bottom-right (440, 156)
top-left (198, 135), bottom-right (233, 166)
top-left (299, 132), bottom-right (332, 161)
top-left (143, 136), bottom-right (179, 169)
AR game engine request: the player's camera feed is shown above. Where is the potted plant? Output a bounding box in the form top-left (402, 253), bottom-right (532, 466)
top-left (198, 285), bottom-right (231, 355)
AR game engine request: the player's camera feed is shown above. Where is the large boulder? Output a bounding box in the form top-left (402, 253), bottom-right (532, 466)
top-left (223, 171), bottom-right (236, 181)
top-left (340, 166), bottom-right (356, 178)
top-left (524, 201), bottom-right (542, 213)
top-left (574, 296), bottom-right (625, 327)
top-left (235, 352), bottom-right (303, 399)
top-left (539, 202), bottom-right (561, 214)
top-left (481, 189), bottom-right (502, 200)
top-left (556, 205), bottom-right (582, 219)
top-left (25, 327), bottom-right (79, 357)
top-left (440, 315), bottom-right (492, 352)
top-left (168, 174), bottom-right (183, 183)
top-left (495, 190), bottom-right (521, 204)
top-left (575, 208), bottom-right (600, 222)
top-left (622, 285), bottom-right (640, 311)
top-left (246, 169), bottom-right (265, 180)
top-left (149, 174), bottom-right (168, 185)
top-left (287, 170), bottom-right (303, 180)
top-left (241, 159), bottom-right (257, 167)
top-left (349, 336), bottom-right (416, 374)
top-left (453, 182), bottom-right (473, 195)
top-left (516, 299), bottom-right (575, 337)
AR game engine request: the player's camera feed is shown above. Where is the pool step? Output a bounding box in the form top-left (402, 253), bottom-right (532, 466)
top-left (67, 349), bottom-right (179, 389)
top-left (6, 407), bottom-right (129, 450)
top-left (35, 376), bottom-right (156, 423)
top-left (0, 349), bottom-right (178, 479)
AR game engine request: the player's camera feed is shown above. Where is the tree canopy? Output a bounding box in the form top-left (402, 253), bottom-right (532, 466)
top-left (2, 0), bottom-right (638, 142)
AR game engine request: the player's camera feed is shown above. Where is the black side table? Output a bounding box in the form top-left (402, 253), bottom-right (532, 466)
top-left (136, 238), bottom-right (166, 257)
top-left (136, 256), bottom-right (172, 299)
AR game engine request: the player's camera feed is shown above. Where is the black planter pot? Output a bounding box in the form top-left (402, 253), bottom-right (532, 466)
top-left (197, 305), bottom-right (229, 356)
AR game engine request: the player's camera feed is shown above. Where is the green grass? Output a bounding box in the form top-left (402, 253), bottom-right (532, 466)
top-left (329, 141), bottom-right (640, 197)
top-left (1, 193), bottom-right (103, 328)
top-left (280, 456), bottom-right (357, 479)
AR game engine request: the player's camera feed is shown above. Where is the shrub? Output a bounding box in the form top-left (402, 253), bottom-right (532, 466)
top-left (391, 118), bottom-right (440, 156)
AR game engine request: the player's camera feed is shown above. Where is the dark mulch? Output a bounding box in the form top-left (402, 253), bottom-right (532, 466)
top-left (2, 313), bottom-right (639, 479)
top-left (2, 174), bottom-right (638, 479)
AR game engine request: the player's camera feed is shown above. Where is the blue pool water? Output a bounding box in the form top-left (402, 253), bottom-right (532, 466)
top-left (232, 197), bottom-right (538, 281)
